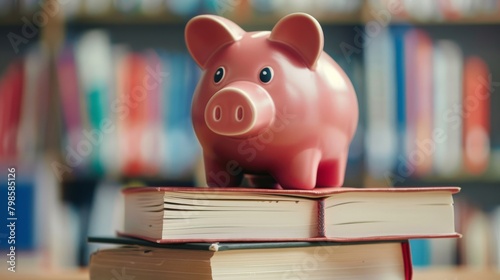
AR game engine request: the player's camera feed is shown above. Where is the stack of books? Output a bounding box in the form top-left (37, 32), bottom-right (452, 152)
top-left (88, 186), bottom-right (460, 279)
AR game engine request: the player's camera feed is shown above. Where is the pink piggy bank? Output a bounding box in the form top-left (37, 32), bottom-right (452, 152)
top-left (185, 13), bottom-right (358, 189)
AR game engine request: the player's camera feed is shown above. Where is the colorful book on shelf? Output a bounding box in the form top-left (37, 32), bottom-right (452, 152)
top-left (462, 56), bottom-right (490, 175)
top-left (161, 53), bottom-right (201, 178)
top-left (172, 55), bottom-right (201, 176)
top-left (0, 66), bottom-right (10, 159)
top-left (0, 60), bottom-right (24, 161)
top-left (57, 45), bottom-right (87, 172)
top-left (364, 27), bottom-right (397, 178)
top-left (75, 30), bottom-right (113, 175)
top-left (112, 44), bottom-right (130, 175)
top-left (432, 40), bottom-right (463, 176)
top-left (88, 236), bottom-right (413, 280)
top-left (404, 29), bottom-right (434, 176)
top-left (140, 50), bottom-right (163, 176)
top-left (0, 180), bottom-right (35, 251)
top-left (97, 44), bottom-right (129, 175)
top-left (119, 186), bottom-right (461, 243)
top-left (17, 45), bottom-right (47, 162)
top-left (121, 53), bottom-right (149, 176)
top-left (391, 25), bottom-right (411, 172)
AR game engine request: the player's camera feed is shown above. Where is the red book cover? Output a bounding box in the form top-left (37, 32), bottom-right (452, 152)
top-left (122, 54), bottom-right (148, 176)
top-left (0, 61), bottom-right (24, 161)
top-left (0, 73), bottom-right (8, 159)
top-left (402, 241), bottom-right (413, 280)
top-left (122, 185), bottom-right (461, 196)
top-left (463, 56), bottom-right (490, 174)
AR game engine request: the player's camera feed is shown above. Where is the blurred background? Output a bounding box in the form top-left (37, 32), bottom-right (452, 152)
top-left (0, 0), bottom-right (499, 275)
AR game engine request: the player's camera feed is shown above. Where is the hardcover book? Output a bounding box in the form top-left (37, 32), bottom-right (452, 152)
top-left (89, 236), bottom-right (413, 280)
top-left (120, 186), bottom-right (460, 243)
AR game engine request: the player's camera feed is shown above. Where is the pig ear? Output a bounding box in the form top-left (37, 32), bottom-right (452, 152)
top-left (269, 13), bottom-right (324, 69)
top-left (185, 15), bottom-right (245, 68)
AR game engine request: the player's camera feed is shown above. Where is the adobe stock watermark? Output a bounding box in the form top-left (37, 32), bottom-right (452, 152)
top-left (207, 106), bottom-right (297, 187)
top-left (340, 0), bottom-right (404, 63)
top-left (110, 267), bottom-right (135, 280)
top-left (384, 74), bottom-right (499, 186)
top-left (50, 63), bottom-right (169, 181)
top-left (7, 0), bottom-right (71, 54)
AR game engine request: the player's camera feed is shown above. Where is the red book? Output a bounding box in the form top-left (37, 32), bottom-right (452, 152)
top-left (0, 61), bottom-right (24, 161)
top-left (119, 186), bottom-right (461, 244)
top-left (0, 74), bottom-right (8, 159)
top-left (462, 56), bottom-right (490, 174)
top-left (121, 54), bottom-right (148, 176)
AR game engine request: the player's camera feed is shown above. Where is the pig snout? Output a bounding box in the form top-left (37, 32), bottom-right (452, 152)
top-left (204, 81), bottom-right (275, 138)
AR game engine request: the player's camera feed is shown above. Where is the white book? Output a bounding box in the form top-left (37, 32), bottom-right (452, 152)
top-left (432, 40), bottom-right (463, 176)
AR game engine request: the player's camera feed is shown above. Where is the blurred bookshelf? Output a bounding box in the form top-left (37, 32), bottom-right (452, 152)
top-left (1, 0), bottom-right (500, 274)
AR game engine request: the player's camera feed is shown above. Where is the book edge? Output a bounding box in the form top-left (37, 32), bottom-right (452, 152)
top-left (115, 231), bottom-right (462, 244)
top-left (121, 186), bottom-right (461, 196)
top-left (89, 235), bottom-right (412, 251)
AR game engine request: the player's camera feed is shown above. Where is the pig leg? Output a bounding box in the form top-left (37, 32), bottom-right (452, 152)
top-left (203, 154), bottom-right (244, 187)
top-left (316, 152), bottom-right (348, 187)
top-left (247, 174), bottom-right (280, 189)
top-left (272, 149), bottom-right (321, 190)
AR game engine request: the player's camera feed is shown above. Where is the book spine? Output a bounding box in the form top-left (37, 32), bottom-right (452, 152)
top-left (405, 29), bottom-right (434, 176)
top-left (432, 40), bottom-right (463, 176)
top-left (364, 27), bottom-right (398, 178)
top-left (317, 199), bottom-right (325, 237)
top-left (463, 56), bottom-right (490, 174)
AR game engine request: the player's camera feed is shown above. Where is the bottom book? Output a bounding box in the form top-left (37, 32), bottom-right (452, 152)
top-left (88, 237), bottom-right (412, 280)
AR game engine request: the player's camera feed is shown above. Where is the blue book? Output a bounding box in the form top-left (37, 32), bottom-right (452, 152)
top-left (390, 25), bottom-right (412, 184)
top-left (170, 54), bottom-right (201, 177)
top-left (0, 179), bottom-right (35, 251)
top-left (75, 30), bottom-right (113, 176)
top-left (158, 52), bottom-right (200, 178)
top-left (410, 239), bottom-right (431, 267)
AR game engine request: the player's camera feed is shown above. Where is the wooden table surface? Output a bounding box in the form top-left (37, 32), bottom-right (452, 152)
top-left (0, 267), bottom-right (499, 279)
top-left (414, 267), bottom-right (500, 280)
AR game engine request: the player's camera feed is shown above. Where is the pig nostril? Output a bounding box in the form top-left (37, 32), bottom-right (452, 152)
top-left (213, 106), bottom-right (222, 121)
top-left (235, 106), bottom-right (244, 122)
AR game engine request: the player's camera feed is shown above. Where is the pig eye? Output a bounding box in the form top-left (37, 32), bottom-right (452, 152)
top-left (259, 67), bottom-right (273, 83)
top-left (214, 67), bottom-right (225, 84)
